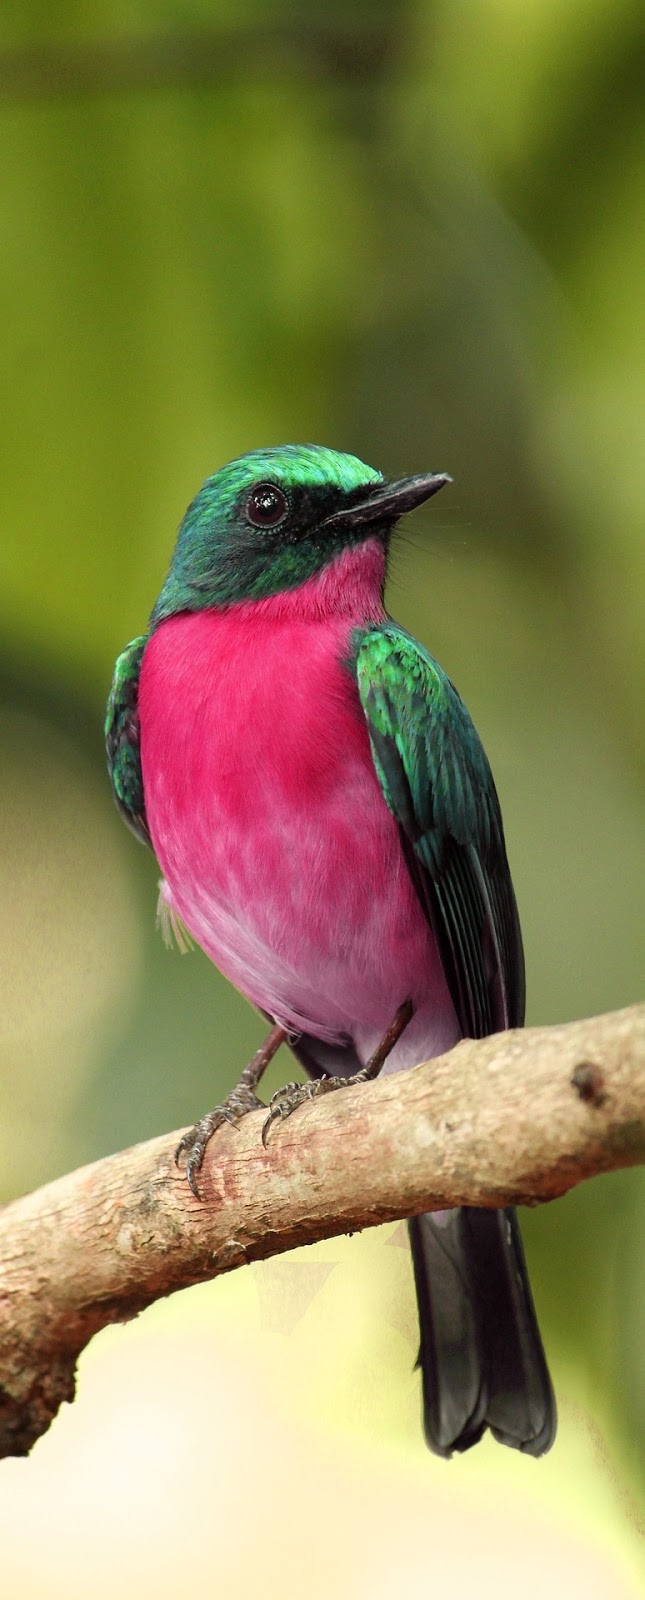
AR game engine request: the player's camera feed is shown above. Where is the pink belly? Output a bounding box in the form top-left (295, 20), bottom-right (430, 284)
top-left (138, 608), bottom-right (459, 1067)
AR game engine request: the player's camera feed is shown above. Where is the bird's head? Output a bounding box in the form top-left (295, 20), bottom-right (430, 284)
top-left (150, 444), bottom-right (449, 624)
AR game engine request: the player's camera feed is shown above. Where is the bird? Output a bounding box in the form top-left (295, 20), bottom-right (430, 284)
top-left (106, 443), bottom-right (556, 1457)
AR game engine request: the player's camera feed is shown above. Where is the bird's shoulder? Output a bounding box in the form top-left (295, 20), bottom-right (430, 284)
top-left (349, 621), bottom-right (501, 862)
top-left (105, 634), bottom-right (149, 845)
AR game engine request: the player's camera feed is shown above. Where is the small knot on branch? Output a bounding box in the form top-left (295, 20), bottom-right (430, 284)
top-left (571, 1061), bottom-right (607, 1108)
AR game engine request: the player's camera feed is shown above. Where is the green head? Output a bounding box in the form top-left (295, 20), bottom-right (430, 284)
top-left (150, 444), bottom-right (449, 624)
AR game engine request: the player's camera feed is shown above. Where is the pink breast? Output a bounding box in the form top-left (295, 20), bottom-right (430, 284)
top-left (137, 598), bottom-right (457, 1058)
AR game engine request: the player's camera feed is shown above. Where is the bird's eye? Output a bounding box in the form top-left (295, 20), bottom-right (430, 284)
top-left (245, 483), bottom-right (288, 528)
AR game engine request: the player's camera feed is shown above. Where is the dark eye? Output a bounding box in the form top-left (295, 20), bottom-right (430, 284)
top-left (245, 482), bottom-right (287, 528)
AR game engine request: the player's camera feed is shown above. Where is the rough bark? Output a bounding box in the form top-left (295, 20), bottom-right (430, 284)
top-left (1, 1002), bottom-right (644, 1459)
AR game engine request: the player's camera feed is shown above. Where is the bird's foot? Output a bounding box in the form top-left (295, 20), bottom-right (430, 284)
top-left (176, 1023), bottom-right (288, 1198)
top-left (175, 1084), bottom-right (265, 1199)
top-left (262, 997), bottom-right (414, 1147)
top-left (261, 1077), bottom-right (333, 1147)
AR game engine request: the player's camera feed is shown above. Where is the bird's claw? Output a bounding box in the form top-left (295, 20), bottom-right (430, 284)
top-left (175, 1085), bottom-right (265, 1199)
top-left (261, 1077), bottom-right (328, 1148)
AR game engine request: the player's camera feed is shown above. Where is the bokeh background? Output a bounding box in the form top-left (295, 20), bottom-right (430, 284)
top-left (1, 2), bottom-right (644, 1595)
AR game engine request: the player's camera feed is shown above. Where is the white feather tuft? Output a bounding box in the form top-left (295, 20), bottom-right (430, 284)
top-left (156, 880), bottom-right (194, 954)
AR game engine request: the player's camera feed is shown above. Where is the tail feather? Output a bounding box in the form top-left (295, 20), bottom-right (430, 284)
top-left (291, 1035), bottom-right (556, 1457)
top-left (408, 1207), bottom-right (556, 1458)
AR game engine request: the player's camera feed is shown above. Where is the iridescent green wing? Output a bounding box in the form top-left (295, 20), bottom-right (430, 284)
top-left (354, 624), bottom-right (525, 1037)
top-left (105, 635), bottom-right (149, 845)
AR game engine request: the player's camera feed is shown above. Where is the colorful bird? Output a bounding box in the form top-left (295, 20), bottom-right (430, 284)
top-left (106, 444), bottom-right (555, 1456)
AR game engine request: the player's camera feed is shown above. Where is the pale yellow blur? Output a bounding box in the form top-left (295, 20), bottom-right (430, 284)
top-left (0, 1233), bottom-right (642, 1599)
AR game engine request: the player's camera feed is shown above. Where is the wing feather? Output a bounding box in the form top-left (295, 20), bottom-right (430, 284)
top-left (354, 624), bottom-right (524, 1037)
top-left (105, 635), bottom-right (149, 845)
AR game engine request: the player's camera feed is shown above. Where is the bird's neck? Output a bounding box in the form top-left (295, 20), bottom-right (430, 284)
top-left (217, 537), bottom-right (387, 627)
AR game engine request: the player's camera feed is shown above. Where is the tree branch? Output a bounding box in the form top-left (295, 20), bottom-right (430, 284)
top-left (1, 1002), bottom-right (643, 1459)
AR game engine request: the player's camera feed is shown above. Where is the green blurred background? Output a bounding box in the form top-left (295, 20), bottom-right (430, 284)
top-left (1, 2), bottom-right (644, 1594)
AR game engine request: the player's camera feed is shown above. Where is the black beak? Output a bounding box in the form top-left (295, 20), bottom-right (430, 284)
top-left (321, 471), bottom-right (451, 532)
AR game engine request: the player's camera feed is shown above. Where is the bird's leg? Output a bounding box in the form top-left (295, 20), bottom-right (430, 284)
top-left (261, 998), bottom-right (414, 1148)
top-left (176, 1023), bottom-right (288, 1197)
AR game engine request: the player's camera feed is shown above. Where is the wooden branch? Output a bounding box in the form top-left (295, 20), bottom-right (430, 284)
top-left (1, 1002), bottom-right (644, 1459)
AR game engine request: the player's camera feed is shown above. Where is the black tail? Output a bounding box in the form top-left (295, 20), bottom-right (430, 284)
top-left (408, 1207), bottom-right (556, 1457)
